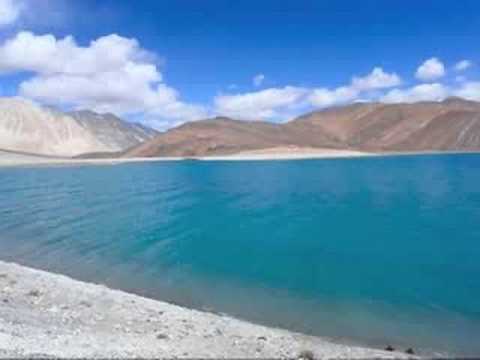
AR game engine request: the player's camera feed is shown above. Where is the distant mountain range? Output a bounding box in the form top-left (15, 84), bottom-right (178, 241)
top-left (125, 97), bottom-right (480, 157)
top-left (0, 98), bottom-right (158, 157)
top-left (1, 97), bottom-right (480, 158)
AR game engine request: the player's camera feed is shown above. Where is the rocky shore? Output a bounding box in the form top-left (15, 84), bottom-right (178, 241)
top-left (0, 261), bottom-right (410, 358)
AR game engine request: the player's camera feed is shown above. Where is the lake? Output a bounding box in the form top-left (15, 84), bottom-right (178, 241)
top-left (1, 154), bottom-right (479, 356)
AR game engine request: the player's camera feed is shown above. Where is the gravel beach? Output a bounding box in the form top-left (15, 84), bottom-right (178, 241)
top-left (0, 261), bottom-right (409, 358)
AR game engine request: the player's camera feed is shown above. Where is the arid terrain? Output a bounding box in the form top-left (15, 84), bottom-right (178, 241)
top-left (0, 98), bottom-right (157, 157)
top-left (1, 97), bottom-right (480, 161)
top-left (125, 97), bottom-right (480, 158)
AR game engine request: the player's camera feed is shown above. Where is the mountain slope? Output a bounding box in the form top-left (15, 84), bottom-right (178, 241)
top-left (125, 98), bottom-right (480, 157)
top-left (69, 111), bottom-right (158, 151)
top-left (125, 117), bottom-right (339, 157)
top-left (0, 98), bottom-right (157, 157)
top-left (289, 98), bottom-right (480, 151)
top-left (0, 99), bottom-right (110, 157)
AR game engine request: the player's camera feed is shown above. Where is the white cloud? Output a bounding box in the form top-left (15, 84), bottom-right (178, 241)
top-left (253, 73), bottom-right (265, 87)
top-left (0, 0), bottom-right (22, 26)
top-left (351, 67), bottom-right (401, 91)
top-left (215, 67), bottom-right (401, 120)
top-left (415, 57), bottom-right (446, 82)
top-left (309, 67), bottom-right (401, 108)
top-left (454, 59), bottom-right (472, 72)
top-left (381, 83), bottom-right (449, 103)
top-left (0, 31), bottom-right (207, 128)
top-left (214, 86), bottom-right (307, 120)
top-left (454, 81), bottom-right (480, 101)
top-left (308, 86), bottom-right (358, 108)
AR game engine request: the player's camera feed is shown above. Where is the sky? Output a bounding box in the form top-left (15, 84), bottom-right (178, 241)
top-left (0, 0), bottom-right (479, 130)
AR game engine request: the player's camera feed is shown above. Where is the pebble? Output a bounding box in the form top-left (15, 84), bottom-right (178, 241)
top-left (27, 289), bottom-right (41, 297)
top-left (79, 301), bottom-right (92, 308)
top-left (0, 262), bottom-right (401, 359)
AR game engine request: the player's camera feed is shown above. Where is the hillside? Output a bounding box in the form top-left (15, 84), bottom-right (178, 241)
top-left (69, 111), bottom-right (158, 151)
top-left (125, 117), bottom-right (339, 157)
top-left (0, 98), bottom-right (157, 157)
top-left (125, 98), bottom-right (480, 157)
top-left (290, 97), bottom-right (480, 151)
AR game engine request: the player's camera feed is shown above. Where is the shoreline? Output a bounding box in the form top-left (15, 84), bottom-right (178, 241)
top-left (1, 147), bottom-right (480, 168)
top-left (0, 261), bottom-right (408, 358)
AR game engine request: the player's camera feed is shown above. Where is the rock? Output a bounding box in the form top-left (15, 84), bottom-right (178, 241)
top-left (27, 290), bottom-right (41, 297)
top-left (385, 345), bottom-right (395, 352)
top-left (2, 298), bottom-right (8, 303)
top-left (298, 350), bottom-right (315, 360)
top-left (405, 348), bottom-right (415, 355)
top-left (258, 336), bottom-right (267, 341)
top-left (156, 333), bottom-right (169, 340)
top-left (79, 300), bottom-right (92, 308)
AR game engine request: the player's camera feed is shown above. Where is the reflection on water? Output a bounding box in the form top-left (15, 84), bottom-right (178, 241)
top-left (1, 154), bottom-right (480, 356)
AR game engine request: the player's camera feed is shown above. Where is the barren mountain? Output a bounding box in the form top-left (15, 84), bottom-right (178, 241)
top-left (0, 98), bottom-right (157, 157)
top-left (125, 117), bottom-right (339, 157)
top-left (69, 111), bottom-right (158, 151)
top-left (290, 97), bottom-right (480, 151)
top-left (125, 98), bottom-right (480, 157)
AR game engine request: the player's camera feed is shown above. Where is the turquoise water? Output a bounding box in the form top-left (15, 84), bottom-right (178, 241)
top-left (1, 154), bottom-right (480, 355)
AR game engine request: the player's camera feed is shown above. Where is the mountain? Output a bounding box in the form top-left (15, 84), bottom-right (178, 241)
top-left (124, 98), bottom-right (480, 157)
top-left (125, 116), bottom-right (339, 157)
top-left (69, 111), bottom-right (158, 152)
top-left (0, 98), bottom-right (158, 157)
top-left (289, 97), bottom-right (480, 151)
top-left (2, 97), bottom-right (479, 159)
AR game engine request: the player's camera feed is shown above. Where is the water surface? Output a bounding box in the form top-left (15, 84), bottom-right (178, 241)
top-left (1, 154), bottom-right (479, 355)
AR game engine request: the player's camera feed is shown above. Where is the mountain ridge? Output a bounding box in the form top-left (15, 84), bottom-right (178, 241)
top-left (125, 97), bottom-right (480, 157)
top-left (2, 97), bottom-right (480, 158)
top-left (0, 98), bottom-right (158, 157)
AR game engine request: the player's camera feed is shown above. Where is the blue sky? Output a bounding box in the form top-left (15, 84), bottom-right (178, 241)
top-left (0, 0), bottom-right (479, 129)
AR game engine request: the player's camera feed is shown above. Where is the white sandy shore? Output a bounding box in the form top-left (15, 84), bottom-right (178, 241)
top-left (2, 147), bottom-right (478, 168)
top-left (0, 261), bottom-right (409, 358)
top-left (203, 147), bottom-right (373, 161)
top-left (0, 148), bottom-right (373, 167)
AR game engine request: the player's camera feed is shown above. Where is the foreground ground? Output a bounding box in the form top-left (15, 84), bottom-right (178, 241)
top-left (0, 261), bottom-right (407, 358)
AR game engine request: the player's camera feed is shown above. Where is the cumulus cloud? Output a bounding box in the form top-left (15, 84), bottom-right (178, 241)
top-left (309, 67), bottom-right (401, 107)
top-left (381, 83), bottom-right (449, 103)
top-left (454, 81), bottom-right (480, 101)
top-left (351, 67), bottom-right (401, 91)
top-left (454, 59), bottom-right (472, 72)
top-left (415, 57), bottom-right (445, 82)
top-left (214, 86), bottom-right (308, 120)
top-left (0, 31), bottom-right (207, 128)
top-left (308, 86), bottom-right (358, 108)
top-left (215, 67), bottom-right (401, 120)
top-left (253, 73), bottom-right (265, 87)
top-left (0, 0), bottom-right (22, 26)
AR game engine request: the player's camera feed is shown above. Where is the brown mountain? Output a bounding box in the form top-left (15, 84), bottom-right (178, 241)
top-left (125, 117), bottom-right (339, 157)
top-left (124, 98), bottom-right (480, 157)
